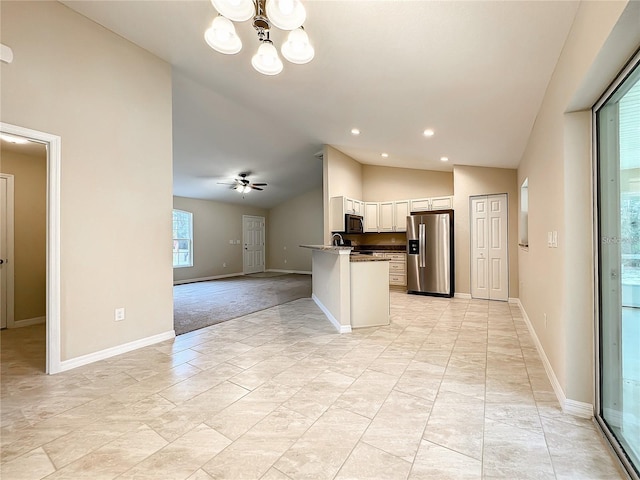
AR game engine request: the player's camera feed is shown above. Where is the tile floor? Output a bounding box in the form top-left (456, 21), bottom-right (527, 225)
top-left (0, 292), bottom-right (626, 479)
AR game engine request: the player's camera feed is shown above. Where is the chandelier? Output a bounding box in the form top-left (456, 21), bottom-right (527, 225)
top-left (205, 0), bottom-right (314, 76)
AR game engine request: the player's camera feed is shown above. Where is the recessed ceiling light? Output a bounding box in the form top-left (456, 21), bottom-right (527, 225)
top-left (351, 128), bottom-right (360, 136)
top-left (381, 153), bottom-right (389, 158)
top-left (440, 156), bottom-right (449, 162)
top-left (0, 134), bottom-right (28, 144)
top-left (423, 129), bottom-right (435, 137)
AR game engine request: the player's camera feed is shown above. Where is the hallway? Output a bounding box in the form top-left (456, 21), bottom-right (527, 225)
top-left (0, 292), bottom-right (625, 479)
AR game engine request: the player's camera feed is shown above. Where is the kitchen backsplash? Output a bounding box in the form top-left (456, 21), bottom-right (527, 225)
top-left (343, 232), bottom-right (407, 246)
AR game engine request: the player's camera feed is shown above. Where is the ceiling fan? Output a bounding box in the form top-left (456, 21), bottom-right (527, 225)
top-left (217, 173), bottom-right (267, 193)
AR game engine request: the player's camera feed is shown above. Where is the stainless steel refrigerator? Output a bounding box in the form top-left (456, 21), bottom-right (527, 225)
top-left (406, 211), bottom-right (454, 297)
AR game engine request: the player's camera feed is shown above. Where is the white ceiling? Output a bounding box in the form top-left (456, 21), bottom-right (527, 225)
top-left (60, 0), bottom-right (579, 208)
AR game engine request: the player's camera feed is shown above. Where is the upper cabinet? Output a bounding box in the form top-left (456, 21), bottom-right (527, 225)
top-left (364, 202), bottom-right (380, 232)
top-left (410, 195), bottom-right (453, 212)
top-left (330, 196), bottom-right (363, 232)
top-left (393, 200), bottom-right (410, 232)
top-left (330, 195), bottom-right (453, 233)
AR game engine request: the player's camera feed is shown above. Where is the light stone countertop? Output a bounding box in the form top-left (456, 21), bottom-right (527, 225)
top-left (299, 244), bottom-right (352, 253)
top-left (349, 255), bottom-right (390, 263)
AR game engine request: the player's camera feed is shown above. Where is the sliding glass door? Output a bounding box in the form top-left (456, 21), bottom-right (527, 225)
top-left (596, 55), bottom-right (640, 479)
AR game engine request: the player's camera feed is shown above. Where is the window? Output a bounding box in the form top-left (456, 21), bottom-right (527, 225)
top-left (519, 178), bottom-right (529, 247)
top-left (595, 54), bottom-right (640, 478)
top-left (172, 209), bottom-right (193, 268)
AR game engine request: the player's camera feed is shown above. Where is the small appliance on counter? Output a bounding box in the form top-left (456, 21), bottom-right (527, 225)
top-left (406, 210), bottom-right (454, 297)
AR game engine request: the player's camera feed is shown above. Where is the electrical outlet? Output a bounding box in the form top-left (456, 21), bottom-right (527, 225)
top-left (115, 308), bottom-right (125, 321)
top-left (223, 262), bottom-right (227, 268)
top-left (284, 259), bottom-right (287, 264)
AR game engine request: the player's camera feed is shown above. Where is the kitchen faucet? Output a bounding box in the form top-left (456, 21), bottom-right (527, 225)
top-left (332, 233), bottom-right (344, 246)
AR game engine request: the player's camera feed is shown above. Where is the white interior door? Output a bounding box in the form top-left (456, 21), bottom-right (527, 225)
top-left (471, 194), bottom-right (508, 301)
top-left (243, 215), bottom-right (265, 274)
top-left (0, 174), bottom-right (14, 329)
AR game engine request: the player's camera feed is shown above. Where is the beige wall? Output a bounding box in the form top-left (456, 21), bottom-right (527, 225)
top-left (173, 196), bottom-right (268, 282)
top-left (267, 187), bottom-right (323, 272)
top-left (324, 146), bottom-right (363, 244)
top-left (1, 147), bottom-right (47, 322)
top-left (362, 165), bottom-right (453, 201)
top-left (518, 0), bottom-right (637, 405)
top-left (453, 165), bottom-right (519, 298)
top-left (1, 2), bottom-right (174, 360)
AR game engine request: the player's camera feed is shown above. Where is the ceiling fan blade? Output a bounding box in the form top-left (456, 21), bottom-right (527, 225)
top-left (252, 183), bottom-right (267, 186)
top-left (217, 182), bottom-right (236, 185)
top-left (252, 186), bottom-right (264, 191)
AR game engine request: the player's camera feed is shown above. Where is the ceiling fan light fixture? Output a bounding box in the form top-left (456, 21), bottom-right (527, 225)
top-left (205, 15), bottom-right (242, 54)
top-left (265, 0), bottom-right (306, 30)
top-left (281, 27), bottom-right (314, 64)
top-left (211, 0), bottom-right (254, 22)
top-left (251, 40), bottom-right (283, 75)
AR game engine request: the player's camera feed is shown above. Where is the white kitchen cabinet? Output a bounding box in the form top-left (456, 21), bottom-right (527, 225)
top-left (364, 202), bottom-right (379, 232)
top-left (330, 196), bottom-right (363, 232)
top-left (410, 198), bottom-right (431, 212)
top-left (379, 202), bottom-right (394, 232)
top-left (386, 252), bottom-right (406, 286)
top-left (410, 196), bottom-right (453, 212)
top-left (431, 196), bottom-right (453, 210)
top-left (393, 200), bottom-right (410, 231)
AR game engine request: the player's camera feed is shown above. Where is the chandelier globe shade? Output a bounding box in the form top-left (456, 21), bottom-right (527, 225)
top-left (251, 40), bottom-right (283, 75)
top-left (265, 0), bottom-right (306, 30)
top-left (281, 27), bottom-right (314, 64)
top-left (210, 0), bottom-right (254, 22)
top-left (204, 16), bottom-right (242, 54)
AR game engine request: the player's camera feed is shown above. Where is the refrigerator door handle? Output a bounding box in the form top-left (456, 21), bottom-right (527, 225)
top-left (419, 223), bottom-right (426, 268)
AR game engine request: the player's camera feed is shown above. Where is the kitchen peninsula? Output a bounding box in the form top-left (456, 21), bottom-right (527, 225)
top-left (300, 245), bottom-right (390, 332)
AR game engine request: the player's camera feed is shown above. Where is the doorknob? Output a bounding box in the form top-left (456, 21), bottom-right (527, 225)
top-left (0, 259), bottom-right (4, 264)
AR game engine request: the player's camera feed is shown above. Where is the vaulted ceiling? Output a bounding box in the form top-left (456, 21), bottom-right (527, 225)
top-left (61, 1), bottom-right (580, 208)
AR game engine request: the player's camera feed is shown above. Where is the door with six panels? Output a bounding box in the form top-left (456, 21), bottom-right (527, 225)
top-left (470, 194), bottom-right (508, 301)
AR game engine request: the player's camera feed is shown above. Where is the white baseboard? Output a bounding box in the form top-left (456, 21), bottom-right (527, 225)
top-left (508, 297), bottom-right (519, 305)
top-left (267, 269), bottom-right (312, 275)
top-left (565, 398), bottom-right (594, 418)
top-left (312, 293), bottom-right (351, 333)
top-left (59, 330), bottom-right (176, 372)
top-left (454, 292), bottom-right (471, 300)
top-left (515, 299), bottom-right (593, 419)
top-left (174, 273), bottom-right (243, 285)
top-left (12, 316), bottom-right (46, 327)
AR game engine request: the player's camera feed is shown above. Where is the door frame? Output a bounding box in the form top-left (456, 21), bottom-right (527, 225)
top-left (1, 122), bottom-right (61, 374)
top-left (242, 215), bottom-right (265, 274)
top-left (0, 174), bottom-right (15, 328)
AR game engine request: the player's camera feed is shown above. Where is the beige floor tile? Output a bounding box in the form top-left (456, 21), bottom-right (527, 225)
top-left (43, 425), bottom-right (167, 479)
top-left (118, 423), bottom-right (231, 479)
top-left (42, 420), bottom-right (144, 468)
top-left (274, 408), bottom-right (371, 479)
top-left (333, 369), bottom-right (399, 418)
top-left (409, 440), bottom-right (481, 479)
top-left (361, 390), bottom-right (432, 461)
top-left (482, 418), bottom-right (554, 479)
top-left (0, 447), bottom-right (56, 480)
top-left (423, 390), bottom-right (484, 460)
top-left (334, 441), bottom-right (412, 480)
top-left (203, 407), bottom-right (312, 479)
top-left (185, 468), bottom-right (215, 480)
top-left (260, 467), bottom-right (292, 480)
top-left (1, 295), bottom-right (628, 480)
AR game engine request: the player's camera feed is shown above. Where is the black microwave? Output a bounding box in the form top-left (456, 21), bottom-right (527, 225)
top-left (345, 214), bottom-right (364, 234)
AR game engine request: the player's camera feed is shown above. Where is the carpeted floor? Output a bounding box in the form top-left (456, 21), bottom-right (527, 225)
top-left (173, 273), bottom-right (312, 335)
